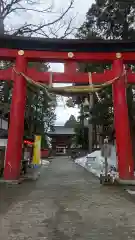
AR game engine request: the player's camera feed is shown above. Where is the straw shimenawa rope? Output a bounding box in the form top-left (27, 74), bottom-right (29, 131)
top-left (13, 67), bottom-right (52, 100)
top-left (46, 71), bottom-right (125, 94)
top-left (13, 67), bottom-right (125, 96)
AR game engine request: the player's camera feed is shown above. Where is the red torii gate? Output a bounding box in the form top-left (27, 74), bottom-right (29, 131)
top-left (0, 36), bottom-right (135, 181)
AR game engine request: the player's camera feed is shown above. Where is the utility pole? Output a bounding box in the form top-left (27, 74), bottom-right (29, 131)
top-left (80, 102), bottom-right (85, 150)
top-left (88, 72), bottom-right (94, 153)
top-left (88, 93), bottom-right (93, 153)
top-left (83, 95), bottom-right (93, 153)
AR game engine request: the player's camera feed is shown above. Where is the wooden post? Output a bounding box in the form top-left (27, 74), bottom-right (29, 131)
top-left (4, 51), bottom-right (27, 180)
top-left (112, 58), bottom-right (134, 179)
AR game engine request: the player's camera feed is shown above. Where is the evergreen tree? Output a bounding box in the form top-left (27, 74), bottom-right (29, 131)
top-left (79, 0), bottom-right (135, 40)
top-left (64, 115), bottom-right (77, 128)
top-left (76, 0), bottom-right (135, 145)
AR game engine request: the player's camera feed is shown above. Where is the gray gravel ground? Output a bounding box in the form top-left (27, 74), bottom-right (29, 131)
top-left (1, 157), bottom-right (135, 240)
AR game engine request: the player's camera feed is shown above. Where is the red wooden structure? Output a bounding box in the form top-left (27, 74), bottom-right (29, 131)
top-left (0, 35), bottom-right (135, 180)
top-left (48, 125), bottom-right (75, 155)
top-left (41, 149), bottom-right (49, 158)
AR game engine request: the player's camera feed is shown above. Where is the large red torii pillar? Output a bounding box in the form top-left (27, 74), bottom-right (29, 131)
top-left (112, 59), bottom-right (134, 179)
top-left (4, 51), bottom-right (27, 180)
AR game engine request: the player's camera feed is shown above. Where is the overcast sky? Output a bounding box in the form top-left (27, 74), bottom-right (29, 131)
top-left (6, 0), bottom-right (94, 125)
top-left (52, 0), bottom-right (94, 125)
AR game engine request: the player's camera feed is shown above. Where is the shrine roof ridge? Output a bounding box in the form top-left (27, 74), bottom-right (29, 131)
top-left (48, 126), bottom-right (75, 136)
top-left (0, 35), bottom-right (135, 53)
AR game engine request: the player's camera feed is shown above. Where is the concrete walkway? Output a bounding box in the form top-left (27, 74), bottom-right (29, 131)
top-left (1, 157), bottom-right (135, 239)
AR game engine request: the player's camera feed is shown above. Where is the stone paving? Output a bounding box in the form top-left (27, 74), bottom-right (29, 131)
top-left (1, 157), bottom-right (135, 239)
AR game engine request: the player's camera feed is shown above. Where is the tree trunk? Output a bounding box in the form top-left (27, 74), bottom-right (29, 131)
top-left (0, 4), bottom-right (4, 34)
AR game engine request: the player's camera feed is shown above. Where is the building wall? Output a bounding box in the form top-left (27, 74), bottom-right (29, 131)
top-left (52, 136), bottom-right (72, 147)
top-left (0, 118), bottom-right (8, 147)
top-left (0, 139), bottom-right (7, 147)
top-left (51, 135), bottom-right (73, 155)
top-left (0, 118), bottom-right (8, 130)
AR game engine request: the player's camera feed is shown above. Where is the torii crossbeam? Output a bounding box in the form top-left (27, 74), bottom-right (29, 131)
top-left (0, 35), bottom-right (135, 181)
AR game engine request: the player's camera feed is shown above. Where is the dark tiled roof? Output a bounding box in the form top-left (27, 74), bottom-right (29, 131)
top-left (1, 35), bottom-right (135, 53)
top-left (48, 126), bottom-right (75, 136)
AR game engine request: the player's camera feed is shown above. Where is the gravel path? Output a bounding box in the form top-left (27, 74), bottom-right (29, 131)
top-left (0, 157), bottom-right (135, 239)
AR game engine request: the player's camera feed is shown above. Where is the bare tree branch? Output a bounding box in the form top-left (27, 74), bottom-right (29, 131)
top-left (60, 14), bottom-right (77, 39)
top-left (1, 0), bottom-right (75, 38)
top-left (12, 1), bottom-right (74, 35)
top-left (3, 2), bottom-right (53, 18)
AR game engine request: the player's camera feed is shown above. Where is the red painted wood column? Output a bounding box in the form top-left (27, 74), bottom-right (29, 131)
top-left (112, 58), bottom-right (134, 179)
top-left (4, 50), bottom-right (27, 180)
top-left (64, 62), bottom-right (77, 74)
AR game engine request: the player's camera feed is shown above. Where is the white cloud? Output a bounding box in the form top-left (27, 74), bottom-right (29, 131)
top-left (49, 63), bottom-right (64, 73)
top-left (55, 105), bottom-right (79, 125)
